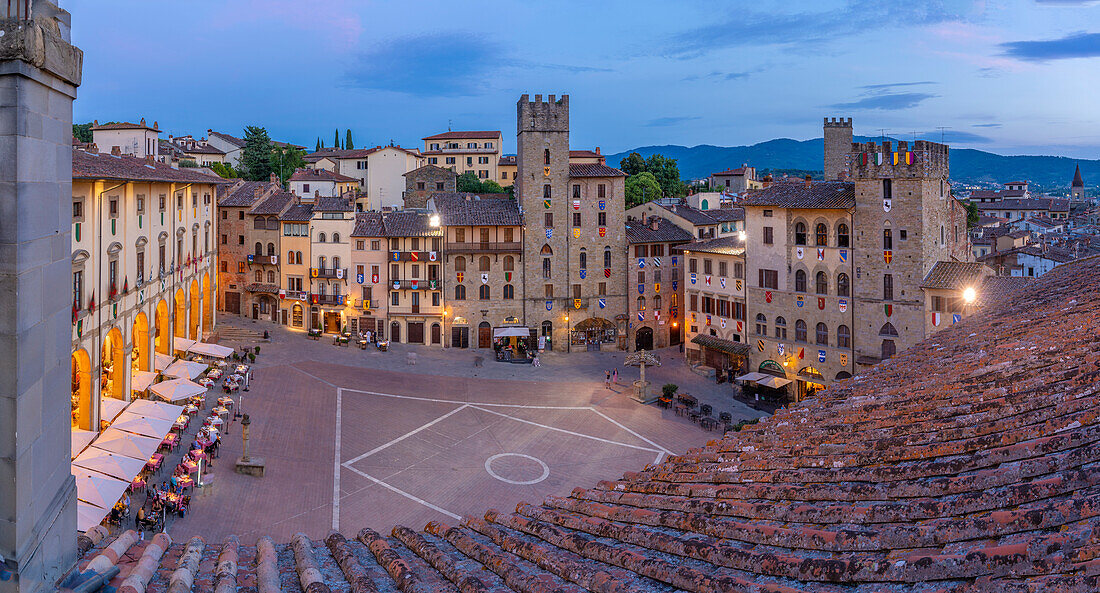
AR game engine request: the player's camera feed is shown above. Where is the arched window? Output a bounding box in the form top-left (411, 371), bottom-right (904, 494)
top-left (296, 251), bottom-right (303, 264)
top-left (579, 248), bottom-right (587, 270)
top-left (254, 270), bottom-right (262, 282)
top-left (815, 271), bottom-right (828, 294)
top-left (637, 296), bottom-right (646, 311)
top-left (332, 233), bottom-right (340, 243)
top-left (794, 222), bottom-right (807, 245)
top-left (837, 223), bottom-right (850, 247)
top-left (267, 271), bottom-right (276, 283)
top-left (795, 319), bottom-right (807, 342)
top-left (815, 322), bottom-right (828, 345)
top-left (883, 228), bottom-right (892, 250)
top-left (541, 320), bottom-right (553, 337)
top-left (503, 256), bottom-right (514, 271)
top-left (288, 250), bottom-right (294, 263)
top-left (267, 216), bottom-right (278, 230)
top-left (541, 244), bottom-right (553, 255)
top-left (544, 148), bottom-right (550, 165)
top-left (774, 316), bottom-right (787, 339)
top-left (318, 256), bottom-right (326, 270)
top-left (543, 257), bottom-right (551, 278)
top-left (254, 242), bottom-right (262, 255)
top-left (318, 233), bottom-right (326, 243)
top-left (503, 284), bottom-right (514, 299)
top-left (454, 285), bottom-right (466, 300)
top-left (604, 247), bottom-right (612, 269)
top-left (837, 273), bottom-right (850, 297)
top-left (267, 242), bottom-right (275, 256)
top-left (253, 217), bottom-right (265, 230)
top-left (479, 285), bottom-right (490, 300)
top-left (654, 295), bottom-right (662, 310)
top-left (332, 256), bottom-right (340, 270)
top-left (881, 339), bottom-right (896, 359)
top-left (795, 270), bottom-right (807, 292)
top-left (454, 256), bottom-right (466, 271)
top-left (879, 322), bottom-right (898, 336)
top-left (755, 313), bottom-right (767, 335)
top-left (837, 325), bottom-right (851, 348)
top-left (815, 223), bottom-right (828, 246)
top-left (479, 256), bottom-right (490, 271)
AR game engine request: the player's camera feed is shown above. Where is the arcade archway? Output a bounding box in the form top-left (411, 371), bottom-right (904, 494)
top-left (131, 311), bottom-right (149, 374)
top-left (101, 326), bottom-right (125, 400)
top-left (71, 349), bottom-right (92, 431)
top-left (155, 299), bottom-right (170, 355)
top-left (189, 279), bottom-right (201, 339)
top-left (202, 272), bottom-right (214, 330)
top-left (174, 288), bottom-right (186, 339)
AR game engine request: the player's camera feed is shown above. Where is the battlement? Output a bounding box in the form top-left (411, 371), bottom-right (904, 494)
top-left (824, 117), bottom-right (852, 128)
top-left (848, 139), bottom-right (949, 179)
top-left (517, 93), bottom-right (569, 133)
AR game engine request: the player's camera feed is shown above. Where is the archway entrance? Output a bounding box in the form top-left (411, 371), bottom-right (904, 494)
top-left (174, 288), bottom-right (186, 340)
top-left (797, 366), bottom-right (826, 401)
top-left (478, 321), bottom-right (491, 348)
top-left (669, 323), bottom-right (681, 346)
top-left (635, 326), bottom-right (654, 351)
top-left (131, 311), bottom-right (149, 374)
top-left (390, 320), bottom-right (401, 343)
top-left (202, 272), bottom-right (214, 331)
top-left (101, 326), bottom-right (125, 400)
top-left (430, 322), bottom-right (441, 345)
top-left (71, 349), bottom-right (92, 430)
top-left (155, 299), bottom-right (170, 355)
top-left (571, 317), bottom-right (616, 351)
top-left (292, 303), bottom-right (304, 328)
top-left (189, 279), bottom-right (201, 339)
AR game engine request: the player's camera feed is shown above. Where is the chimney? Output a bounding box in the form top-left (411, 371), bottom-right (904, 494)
top-left (140, 117), bottom-right (146, 126)
top-left (315, 190), bottom-right (320, 198)
top-left (254, 186), bottom-right (262, 199)
top-left (111, 146), bottom-right (121, 156)
top-left (595, 147), bottom-right (601, 155)
top-left (145, 154), bottom-right (154, 163)
top-left (650, 217), bottom-right (660, 231)
top-left (804, 174), bottom-right (812, 189)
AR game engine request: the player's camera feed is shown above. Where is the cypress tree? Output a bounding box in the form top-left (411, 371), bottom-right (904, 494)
top-left (334, 128), bottom-right (340, 151)
top-left (345, 129), bottom-right (354, 150)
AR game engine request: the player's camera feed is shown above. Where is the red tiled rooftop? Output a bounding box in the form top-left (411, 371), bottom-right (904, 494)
top-left (81, 256), bottom-right (1100, 590)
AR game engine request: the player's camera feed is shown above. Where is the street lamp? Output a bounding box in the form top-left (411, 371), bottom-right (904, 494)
top-left (564, 315), bottom-right (570, 354)
top-left (962, 287), bottom-right (976, 304)
top-left (441, 310), bottom-right (448, 350)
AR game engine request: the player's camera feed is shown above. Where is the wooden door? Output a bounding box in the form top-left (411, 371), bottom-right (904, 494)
top-left (478, 323), bottom-right (491, 348)
top-left (431, 322), bottom-right (441, 344)
top-left (224, 291), bottom-right (241, 314)
top-left (407, 322), bottom-right (424, 344)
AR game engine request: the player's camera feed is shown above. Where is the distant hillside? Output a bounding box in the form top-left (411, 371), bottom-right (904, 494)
top-left (607, 138), bottom-right (1099, 191)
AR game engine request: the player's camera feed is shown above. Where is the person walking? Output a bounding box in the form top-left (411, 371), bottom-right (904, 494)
top-left (605, 370), bottom-right (611, 389)
top-left (612, 369), bottom-right (618, 385)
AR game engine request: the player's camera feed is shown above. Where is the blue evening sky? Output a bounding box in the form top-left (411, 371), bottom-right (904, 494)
top-left (68, 0), bottom-right (1100, 157)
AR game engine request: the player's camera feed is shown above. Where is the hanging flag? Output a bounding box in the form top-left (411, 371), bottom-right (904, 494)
top-left (604, 268), bottom-right (611, 278)
top-left (598, 200), bottom-right (606, 210)
top-left (706, 315), bottom-right (711, 326)
top-left (839, 249), bottom-right (848, 263)
top-left (546, 228), bottom-right (553, 239)
top-left (818, 297), bottom-right (825, 310)
top-left (860, 153), bottom-right (868, 166)
top-left (952, 313), bottom-right (961, 324)
top-left (574, 299), bottom-right (582, 310)
top-left (839, 298), bottom-right (847, 313)
top-left (579, 269), bottom-right (587, 279)
top-left (932, 312), bottom-right (940, 326)
top-left (765, 290), bottom-right (772, 303)
top-left (637, 258), bottom-right (646, 268)
top-left (392, 252), bottom-right (400, 261)
top-left (410, 252), bottom-right (419, 262)
top-left (481, 273), bottom-right (488, 284)
top-left (572, 199), bottom-right (580, 210)
top-left (77, 319), bottom-right (83, 337)
top-left (818, 349), bottom-right (826, 363)
top-left (798, 347), bottom-right (804, 360)
top-left (112, 302), bottom-right (117, 319)
top-left (796, 295), bottom-right (804, 308)
top-left (653, 257), bottom-right (662, 267)
top-left (392, 281), bottom-right (400, 290)
top-left (336, 268), bottom-right (344, 279)
top-left (546, 300), bottom-right (553, 311)
top-left (410, 279), bottom-right (419, 290)
top-left (505, 272), bottom-right (512, 282)
top-left (429, 251), bottom-right (437, 261)
top-left (892, 152), bottom-right (900, 165)
top-left (736, 320), bottom-right (743, 332)
top-left (720, 318), bottom-right (726, 329)
top-left (875, 152), bottom-right (884, 166)
top-left (457, 272), bottom-right (464, 283)
top-left (884, 250), bottom-right (893, 264)
top-left (884, 304), bottom-right (893, 317)
top-left (719, 278), bottom-right (726, 289)
top-left (598, 298), bottom-right (606, 309)
top-left (705, 276), bottom-right (711, 286)
top-left (654, 282), bottom-right (661, 293)
top-left (638, 284), bottom-right (645, 294)
top-left (817, 248), bottom-right (825, 261)
top-left (572, 228), bottom-right (580, 238)
top-left (357, 273), bottom-right (365, 284)
top-left (906, 152), bottom-right (914, 165)
top-left (139, 289), bottom-right (145, 304)
top-left (638, 311), bottom-right (644, 321)
top-left (691, 312), bottom-right (696, 322)
top-left (735, 279), bottom-right (743, 291)
top-left (840, 353), bottom-right (848, 366)
top-left (248, 254), bottom-right (254, 263)
top-left (598, 227), bottom-right (607, 237)
top-left (796, 247), bottom-right (804, 260)
top-left (312, 294), bottom-right (319, 304)
top-left (778, 343), bottom-right (785, 356)
top-left (690, 273), bottom-right (697, 284)
top-left (429, 279), bottom-right (438, 289)
top-left (756, 339), bottom-right (764, 352)
top-left (671, 256), bottom-right (678, 266)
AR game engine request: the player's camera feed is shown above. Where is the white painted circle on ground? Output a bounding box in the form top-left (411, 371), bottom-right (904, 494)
top-left (484, 453), bottom-right (550, 485)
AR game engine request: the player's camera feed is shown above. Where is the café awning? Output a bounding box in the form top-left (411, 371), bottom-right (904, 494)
top-left (758, 376), bottom-right (793, 389)
top-left (131, 370), bottom-right (158, 393)
top-left (71, 429), bottom-right (96, 460)
top-left (735, 372), bottom-right (769, 383)
top-left (108, 411), bottom-right (176, 440)
top-left (77, 501), bottom-right (109, 533)
top-left (690, 334), bottom-right (751, 356)
top-left (73, 467), bottom-right (130, 510)
top-left (126, 398), bottom-right (184, 422)
top-left (91, 428), bottom-right (161, 460)
top-left (100, 397), bottom-right (128, 423)
top-left (149, 378), bottom-right (206, 403)
top-left (493, 327), bottom-right (530, 338)
top-left (174, 337), bottom-right (197, 352)
top-left (187, 342), bottom-right (234, 358)
top-left (164, 360), bottom-right (207, 380)
top-left (154, 353), bottom-right (175, 371)
top-left (72, 448), bottom-right (147, 481)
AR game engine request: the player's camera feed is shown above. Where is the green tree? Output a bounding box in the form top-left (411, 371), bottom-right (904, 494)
top-left (645, 154), bottom-right (686, 198)
top-left (209, 162), bottom-right (238, 179)
top-left (625, 171), bottom-right (662, 208)
top-left (73, 122), bottom-right (93, 143)
top-left (270, 145), bottom-right (305, 186)
top-left (965, 200), bottom-right (979, 228)
top-left (239, 126), bottom-right (273, 181)
top-left (456, 171), bottom-right (505, 194)
top-left (481, 179), bottom-right (505, 193)
top-left (620, 152), bottom-right (646, 176)
top-left (345, 129), bottom-right (354, 150)
top-left (334, 128), bottom-right (341, 150)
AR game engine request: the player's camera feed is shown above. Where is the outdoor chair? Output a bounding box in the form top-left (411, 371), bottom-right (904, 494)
top-left (719, 412), bottom-right (732, 425)
top-left (700, 404), bottom-right (712, 417)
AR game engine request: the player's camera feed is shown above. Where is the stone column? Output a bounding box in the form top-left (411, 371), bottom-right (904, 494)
top-left (0, 3), bottom-right (82, 592)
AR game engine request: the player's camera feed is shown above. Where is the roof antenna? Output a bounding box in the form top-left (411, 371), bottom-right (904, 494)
top-left (878, 128), bottom-right (888, 142)
top-left (936, 126), bottom-right (948, 143)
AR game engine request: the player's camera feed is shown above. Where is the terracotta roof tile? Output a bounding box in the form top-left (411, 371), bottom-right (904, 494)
top-left (73, 149), bottom-right (229, 185)
top-left (431, 193), bottom-right (523, 226)
top-left (568, 163), bottom-right (625, 178)
top-left (920, 261), bottom-right (989, 290)
top-left (280, 203), bottom-right (314, 222)
top-left (382, 211), bottom-right (442, 237)
top-left (289, 168), bottom-right (358, 183)
top-left (625, 217), bottom-right (694, 244)
top-left (675, 235), bottom-right (745, 256)
top-left (248, 190), bottom-right (294, 215)
top-left (422, 131), bottom-right (502, 140)
top-left (740, 180), bottom-right (855, 209)
top-left (350, 212), bottom-right (385, 237)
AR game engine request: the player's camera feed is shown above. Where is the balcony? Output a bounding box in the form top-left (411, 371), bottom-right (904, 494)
top-left (389, 279), bottom-right (441, 291)
top-left (388, 306), bottom-right (441, 316)
top-left (445, 242), bottom-right (522, 253)
top-left (248, 254), bottom-right (278, 265)
top-left (315, 294), bottom-right (346, 306)
top-left (311, 267), bottom-right (348, 279)
top-left (389, 251), bottom-right (440, 262)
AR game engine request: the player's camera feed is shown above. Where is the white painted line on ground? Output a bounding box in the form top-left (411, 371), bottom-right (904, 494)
top-left (468, 405), bottom-right (662, 453)
top-left (332, 387), bottom-right (342, 531)
top-left (343, 464), bottom-right (461, 520)
top-left (292, 364), bottom-right (341, 388)
top-left (587, 407), bottom-right (672, 465)
top-left (342, 404), bottom-right (469, 467)
top-left (340, 386), bottom-right (591, 410)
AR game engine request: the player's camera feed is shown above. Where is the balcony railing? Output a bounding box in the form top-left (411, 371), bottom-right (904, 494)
top-left (315, 294), bottom-right (345, 306)
top-left (444, 242), bottom-right (522, 253)
top-left (248, 254), bottom-right (278, 265)
top-left (388, 307), bottom-right (441, 316)
top-left (389, 251), bottom-right (440, 262)
top-left (388, 279), bottom-right (441, 290)
top-left (311, 267), bottom-right (348, 279)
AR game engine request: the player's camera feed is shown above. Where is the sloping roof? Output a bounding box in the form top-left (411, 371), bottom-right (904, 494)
top-left (569, 149), bottom-right (601, 159)
top-left (72, 149), bottom-right (228, 185)
top-left (90, 120), bottom-right (159, 132)
top-left (676, 235), bottom-right (746, 256)
top-left (740, 180), bottom-right (855, 209)
top-left (920, 261), bottom-right (989, 290)
top-left (304, 146), bottom-right (420, 163)
top-left (248, 190), bottom-right (294, 216)
top-left (979, 197), bottom-right (1071, 211)
top-left (313, 196), bottom-right (354, 212)
top-left (498, 155), bottom-right (516, 166)
top-left (1021, 245), bottom-right (1080, 263)
top-left (1073, 163), bottom-right (1084, 188)
top-left (976, 274), bottom-right (1036, 307)
top-left (218, 180), bottom-right (275, 208)
top-left (402, 164), bottom-right (457, 178)
top-left (350, 212), bottom-right (385, 237)
top-left (690, 333), bottom-right (751, 355)
top-left (568, 163), bottom-right (626, 178)
top-left (289, 168), bottom-right (358, 183)
top-left (383, 211), bottom-right (442, 237)
top-left (279, 203), bottom-right (314, 222)
top-left (702, 207), bottom-right (745, 222)
top-left (422, 130), bottom-right (501, 140)
top-left (207, 130), bottom-right (305, 150)
top-left (712, 166), bottom-right (749, 176)
top-left (662, 203), bottom-right (720, 226)
top-left (81, 257), bottom-right (1100, 591)
top-left (432, 194), bottom-right (523, 226)
top-left (180, 143), bottom-right (225, 155)
top-left (625, 216), bottom-right (694, 244)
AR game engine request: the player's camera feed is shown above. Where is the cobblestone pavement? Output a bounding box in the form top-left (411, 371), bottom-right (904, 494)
top-left (167, 316), bottom-right (767, 542)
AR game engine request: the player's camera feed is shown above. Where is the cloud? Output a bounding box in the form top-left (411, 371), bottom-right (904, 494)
top-left (1000, 31), bottom-right (1100, 61)
top-left (681, 69), bottom-right (762, 82)
top-left (972, 123), bottom-right (1002, 128)
top-left (644, 116), bottom-right (701, 127)
top-left (667, 2), bottom-right (964, 56)
top-left (920, 130), bottom-right (993, 143)
top-left (860, 81), bottom-right (936, 90)
top-left (829, 92), bottom-right (937, 110)
top-left (1035, 0), bottom-right (1098, 4)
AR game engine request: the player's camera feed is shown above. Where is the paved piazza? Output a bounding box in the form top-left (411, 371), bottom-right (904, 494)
top-left (169, 319), bottom-right (765, 542)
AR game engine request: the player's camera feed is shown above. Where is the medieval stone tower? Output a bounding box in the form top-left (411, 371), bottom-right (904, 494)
top-left (848, 139), bottom-right (966, 367)
top-left (1072, 163), bottom-right (1085, 201)
top-left (823, 117), bottom-right (853, 181)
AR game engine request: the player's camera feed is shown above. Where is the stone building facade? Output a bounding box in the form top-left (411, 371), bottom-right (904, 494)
top-left (348, 212), bottom-right (388, 338)
top-left (823, 117), bottom-right (852, 181)
top-left (215, 178), bottom-right (283, 319)
top-left (243, 189), bottom-right (293, 322)
top-left (308, 197), bottom-right (356, 332)
top-left (516, 94), bottom-right (629, 352)
top-left (625, 216), bottom-right (694, 351)
top-left (403, 164), bottom-right (457, 209)
top-left (680, 236), bottom-right (749, 372)
top-left (382, 211), bottom-right (444, 345)
top-left (278, 202), bottom-right (313, 330)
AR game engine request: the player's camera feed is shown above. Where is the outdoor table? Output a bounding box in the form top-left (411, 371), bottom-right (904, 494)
top-left (235, 364), bottom-right (249, 374)
top-left (213, 406), bottom-right (229, 417)
top-left (196, 435), bottom-right (213, 448)
top-left (131, 477), bottom-right (146, 491)
top-left (145, 455), bottom-right (163, 472)
top-left (206, 416), bottom-right (224, 427)
top-left (207, 369), bottom-right (223, 380)
top-left (180, 459), bottom-right (198, 474)
top-left (161, 434), bottom-right (178, 449)
top-left (214, 360), bottom-right (228, 368)
top-left (657, 397), bottom-right (672, 409)
top-left (308, 329), bottom-right (321, 340)
top-left (358, 339), bottom-right (368, 350)
top-left (700, 417), bottom-right (719, 431)
top-left (174, 416), bottom-right (189, 430)
top-left (217, 396), bottom-right (233, 407)
top-left (674, 403), bottom-right (689, 417)
top-left (183, 404), bottom-right (198, 414)
top-left (197, 378), bottom-right (215, 388)
top-left (189, 450), bottom-right (207, 461)
top-left (377, 341), bottom-right (389, 351)
top-left (177, 476), bottom-right (194, 491)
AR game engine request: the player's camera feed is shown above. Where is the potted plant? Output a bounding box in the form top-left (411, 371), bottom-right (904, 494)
top-left (248, 352), bottom-right (256, 363)
top-left (254, 346), bottom-right (260, 355)
top-left (662, 383), bottom-right (678, 399)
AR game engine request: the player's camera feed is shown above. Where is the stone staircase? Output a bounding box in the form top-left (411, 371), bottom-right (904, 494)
top-left (210, 325), bottom-right (266, 345)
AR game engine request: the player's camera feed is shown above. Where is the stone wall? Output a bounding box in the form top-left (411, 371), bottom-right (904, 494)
top-left (823, 117), bottom-right (852, 181)
top-left (404, 166), bottom-right (456, 209)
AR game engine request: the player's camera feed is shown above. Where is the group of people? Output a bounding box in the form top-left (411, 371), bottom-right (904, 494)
top-left (357, 329), bottom-right (387, 349)
top-left (605, 368), bottom-right (620, 389)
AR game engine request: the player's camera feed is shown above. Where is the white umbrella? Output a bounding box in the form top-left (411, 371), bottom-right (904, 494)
top-left (109, 412), bottom-right (175, 440)
top-left (71, 429), bottom-right (96, 460)
top-left (149, 378), bottom-right (206, 403)
top-left (154, 353), bottom-right (175, 372)
top-left (126, 398), bottom-right (184, 422)
top-left (100, 397), bottom-right (128, 422)
top-left (73, 468), bottom-right (130, 509)
top-left (173, 336), bottom-right (197, 353)
top-left (131, 370), bottom-right (158, 393)
top-left (77, 501), bottom-right (109, 533)
top-left (92, 428), bottom-right (162, 460)
top-left (164, 360), bottom-right (207, 380)
top-left (187, 342), bottom-right (234, 358)
top-left (73, 448), bottom-right (147, 481)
